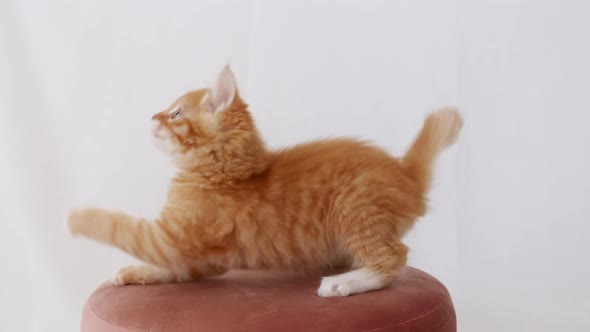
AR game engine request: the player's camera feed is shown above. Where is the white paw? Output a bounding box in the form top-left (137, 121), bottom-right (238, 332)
top-left (110, 273), bottom-right (124, 286)
top-left (317, 268), bottom-right (387, 297)
top-left (110, 269), bottom-right (127, 286)
top-left (110, 266), bottom-right (145, 286)
top-left (317, 277), bottom-right (353, 297)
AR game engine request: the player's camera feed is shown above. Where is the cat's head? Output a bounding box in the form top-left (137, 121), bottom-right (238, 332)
top-left (151, 65), bottom-right (268, 178)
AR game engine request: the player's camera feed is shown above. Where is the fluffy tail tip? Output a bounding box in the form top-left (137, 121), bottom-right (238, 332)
top-left (425, 106), bottom-right (463, 149)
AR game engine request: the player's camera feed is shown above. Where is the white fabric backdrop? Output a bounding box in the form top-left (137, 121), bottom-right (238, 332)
top-left (1, 0), bottom-right (588, 331)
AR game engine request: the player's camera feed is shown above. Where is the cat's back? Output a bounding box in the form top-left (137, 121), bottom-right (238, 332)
top-left (268, 138), bottom-right (404, 180)
top-left (257, 138), bottom-right (423, 219)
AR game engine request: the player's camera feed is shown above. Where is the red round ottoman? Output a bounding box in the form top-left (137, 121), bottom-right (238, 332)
top-left (82, 267), bottom-right (455, 331)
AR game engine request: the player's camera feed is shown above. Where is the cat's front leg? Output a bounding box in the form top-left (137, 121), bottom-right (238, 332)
top-left (112, 264), bottom-right (228, 285)
top-left (111, 264), bottom-right (191, 285)
top-left (69, 208), bottom-right (229, 283)
top-left (68, 208), bottom-right (177, 268)
top-left (68, 208), bottom-right (138, 245)
top-left (68, 207), bottom-right (112, 239)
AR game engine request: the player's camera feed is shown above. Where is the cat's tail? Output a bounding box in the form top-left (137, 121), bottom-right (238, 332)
top-left (402, 107), bottom-right (463, 187)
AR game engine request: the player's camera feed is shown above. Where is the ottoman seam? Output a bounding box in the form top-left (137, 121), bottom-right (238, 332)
top-left (88, 302), bottom-right (151, 332)
top-left (359, 300), bottom-right (445, 332)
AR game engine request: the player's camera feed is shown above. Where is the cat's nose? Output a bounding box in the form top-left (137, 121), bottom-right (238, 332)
top-left (151, 113), bottom-right (159, 120)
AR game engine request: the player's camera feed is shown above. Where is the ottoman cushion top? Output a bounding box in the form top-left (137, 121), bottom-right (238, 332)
top-left (82, 267), bottom-right (455, 332)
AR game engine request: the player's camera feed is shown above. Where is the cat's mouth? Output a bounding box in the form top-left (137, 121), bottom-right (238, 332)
top-left (153, 132), bottom-right (166, 140)
top-left (151, 120), bottom-right (171, 140)
top-left (151, 120), bottom-right (174, 153)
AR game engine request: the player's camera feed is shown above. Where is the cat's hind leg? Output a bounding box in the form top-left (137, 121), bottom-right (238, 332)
top-left (318, 223), bottom-right (408, 297)
top-left (318, 267), bottom-right (384, 297)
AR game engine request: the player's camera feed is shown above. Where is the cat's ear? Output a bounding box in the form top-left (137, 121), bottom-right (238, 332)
top-left (203, 65), bottom-right (237, 113)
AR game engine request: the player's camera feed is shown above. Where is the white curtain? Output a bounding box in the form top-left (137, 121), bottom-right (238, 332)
top-left (1, 1), bottom-right (588, 331)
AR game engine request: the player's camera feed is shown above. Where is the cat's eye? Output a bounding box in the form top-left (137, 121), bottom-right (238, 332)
top-left (169, 106), bottom-right (183, 120)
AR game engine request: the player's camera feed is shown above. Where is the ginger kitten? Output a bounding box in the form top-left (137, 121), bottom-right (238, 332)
top-left (68, 65), bottom-right (462, 297)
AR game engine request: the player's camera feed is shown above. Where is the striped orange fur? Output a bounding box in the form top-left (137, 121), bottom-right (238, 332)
top-left (68, 66), bottom-right (463, 296)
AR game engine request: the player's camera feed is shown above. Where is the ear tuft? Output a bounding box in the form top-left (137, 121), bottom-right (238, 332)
top-left (206, 65), bottom-right (237, 113)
